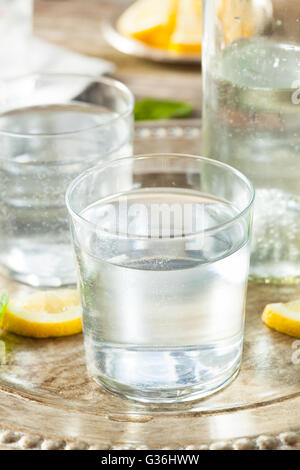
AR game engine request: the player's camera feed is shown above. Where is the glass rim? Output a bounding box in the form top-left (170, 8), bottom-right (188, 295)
top-left (0, 72), bottom-right (134, 138)
top-left (66, 153), bottom-right (255, 239)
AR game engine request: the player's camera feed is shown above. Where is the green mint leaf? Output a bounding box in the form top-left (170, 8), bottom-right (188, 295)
top-left (0, 291), bottom-right (9, 322)
top-left (134, 98), bottom-right (194, 121)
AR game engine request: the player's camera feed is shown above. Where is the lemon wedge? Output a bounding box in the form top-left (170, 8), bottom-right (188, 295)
top-left (262, 300), bottom-right (300, 338)
top-left (0, 290), bottom-right (82, 338)
top-left (169, 0), bottom-right (202, 54)
top-left (218, 0), bottom-right (273, 45)
top-left (117, 0), bottom-right (178, 49)
top-left (218, 0), bottom-right (257, 44)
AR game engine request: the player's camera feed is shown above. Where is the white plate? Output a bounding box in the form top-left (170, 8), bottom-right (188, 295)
top-left (103, 7), bottom-right (201, 65)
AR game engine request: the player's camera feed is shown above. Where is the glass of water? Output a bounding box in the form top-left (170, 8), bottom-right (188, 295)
top-left (0, 74), bottom-right (134, 287)
top-left (66, 154), bottom-right (254, 403)
top-left (202, 0), bottom-right (300, 283)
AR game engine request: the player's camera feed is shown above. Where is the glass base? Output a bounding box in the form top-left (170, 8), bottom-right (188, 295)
top-left (249, 262), bottom-right (300, 284)
top-left (91, 362), bottom-right (241, 404)
top-left (85, 333), bottom-right (243, 404)
top-left (249, 273), bottom-right (300, 285)
top-left (1, 267), bottom-right (76, 288)
top-left (0, 245), bottom-right (76, 288)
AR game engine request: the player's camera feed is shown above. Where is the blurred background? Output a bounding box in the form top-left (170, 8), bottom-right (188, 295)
top-left (33, 0), bottom-right (201, 115)
top-left (1, 1), bottom-right (297, 122)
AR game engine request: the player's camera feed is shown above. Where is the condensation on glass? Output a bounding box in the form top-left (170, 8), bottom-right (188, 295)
top-left (202, 0), bottom-right (300, 283)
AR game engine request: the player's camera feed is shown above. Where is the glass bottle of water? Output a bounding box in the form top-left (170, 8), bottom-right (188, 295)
top-left (202, 0), bottom-right (300, 283)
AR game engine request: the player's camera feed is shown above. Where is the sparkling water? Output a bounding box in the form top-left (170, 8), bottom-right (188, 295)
top-left (0, 103), bottom-right (132, 286)
top-left (76, 188), bottom-right (250, 402)
top-left (203, 38), bottom-right (300, 282)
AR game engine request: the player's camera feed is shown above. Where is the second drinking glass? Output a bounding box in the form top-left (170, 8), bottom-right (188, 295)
top-left (0, 74), bottom-right (134, 287)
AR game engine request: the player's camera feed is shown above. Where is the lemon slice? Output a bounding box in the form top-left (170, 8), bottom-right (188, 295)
top-left (0, 290), bottom-right (82, 338)
top-left (262, 300), bottom-right (300, 338)
top-left (169, 0), bottom-right (202, 54)
top-left (117, 0), bottom-right (177, 49)
top-left (218, 0), bottom-right (257, 44)
top-left (218, 0), bottom-right (273, 45)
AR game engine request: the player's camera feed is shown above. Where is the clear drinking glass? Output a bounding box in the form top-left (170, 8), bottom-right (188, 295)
top-left (202, 0), bottom-right (300, 283)
top-left (0, 74), bottom-right (134, 287)
top-left (66, 154), bottom-right (254, 403)
top-left (0, 0), bottom-right (33, 79)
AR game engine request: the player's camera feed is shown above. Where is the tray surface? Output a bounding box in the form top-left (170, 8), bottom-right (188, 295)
top-left (0, 120), bottom-right (300, 450)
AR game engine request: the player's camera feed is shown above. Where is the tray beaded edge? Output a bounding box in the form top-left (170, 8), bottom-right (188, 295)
top-left (0, 425), bottom-right (299, 450)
